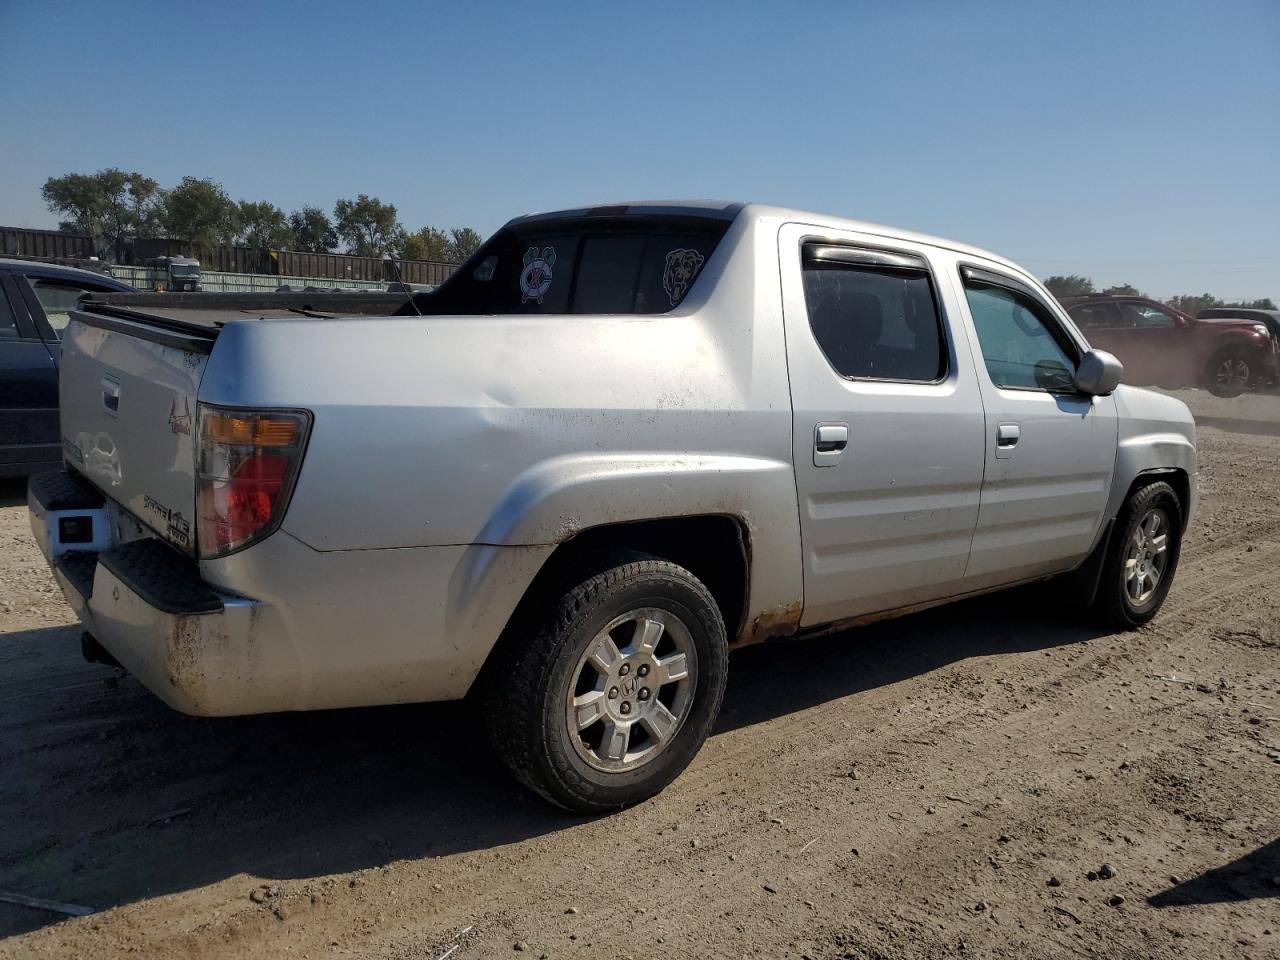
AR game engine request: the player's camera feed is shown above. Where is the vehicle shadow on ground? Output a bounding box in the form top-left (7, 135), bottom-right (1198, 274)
top-left (0, 587), bottom-right (1100, 938)
top-left (0, 479), bottom-right (26, 509)
top-left (1147, 838), bottom-right (1280, 907)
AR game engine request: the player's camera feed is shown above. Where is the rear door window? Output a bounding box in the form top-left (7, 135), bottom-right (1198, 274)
top-left (0, 281), bottom-right (19, 341)
top-left (1119, 301), bottom-right (1177, 328)
top-left (1068, 301), bottom-right (1126, 330)
top-left (800, 246), bottom-right (946, 382)
top-left (24, 278), bottom-right (114, 339)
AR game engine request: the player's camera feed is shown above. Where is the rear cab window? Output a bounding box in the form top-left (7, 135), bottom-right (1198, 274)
top-left (416, 213), bottom-right (729, 316)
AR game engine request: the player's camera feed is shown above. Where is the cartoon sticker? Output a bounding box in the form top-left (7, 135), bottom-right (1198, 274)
top-left (663, 248), bottom-right (706, 305)
top-left (519, 245), bottom-right (556, 304)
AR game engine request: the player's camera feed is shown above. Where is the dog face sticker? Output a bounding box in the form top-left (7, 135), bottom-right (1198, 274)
top-left (663, 248), bottom-right (706, 306)
top-left (519, 245), bottom-right (556, 304)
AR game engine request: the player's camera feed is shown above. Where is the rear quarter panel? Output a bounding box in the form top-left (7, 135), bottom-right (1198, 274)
top-left (198, 212), bottom-right (804, 634)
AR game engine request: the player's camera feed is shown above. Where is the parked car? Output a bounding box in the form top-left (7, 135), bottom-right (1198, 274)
top-left (1196, 307), bottom-right (1280, 341)
top-left (0, 259), bottom-right (133, 478)
top-left (1060, 294), bottom-right (1278, 398)
top-left (29, 202), bottom-right (1197, 812)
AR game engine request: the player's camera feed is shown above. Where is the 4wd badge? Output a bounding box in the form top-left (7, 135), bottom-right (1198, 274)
top-left (519, 246), bottom-right (556, 304)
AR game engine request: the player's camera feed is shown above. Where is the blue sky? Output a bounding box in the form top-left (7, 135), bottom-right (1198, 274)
top-left (2, 0), bottom-right (1276, 298)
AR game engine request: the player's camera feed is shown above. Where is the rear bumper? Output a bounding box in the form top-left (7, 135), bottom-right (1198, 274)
top-left (29, 470), bottom-right (553, 717)
top-left (29, 470), bottom-right (270, 716)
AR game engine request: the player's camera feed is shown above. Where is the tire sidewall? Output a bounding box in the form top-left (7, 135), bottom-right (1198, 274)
top-left (536, 572), bottom-right (726, 809)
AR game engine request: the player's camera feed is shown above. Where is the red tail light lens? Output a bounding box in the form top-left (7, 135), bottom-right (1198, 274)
top-left (196, 406), bottom-right (311, 559)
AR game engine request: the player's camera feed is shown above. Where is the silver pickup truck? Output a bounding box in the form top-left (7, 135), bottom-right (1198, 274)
top-left (29, 201), bottom-right (1196, 811)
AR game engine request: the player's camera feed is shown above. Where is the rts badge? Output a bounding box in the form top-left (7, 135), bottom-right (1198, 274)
top-left (519, 245), bottom-right (557, 304)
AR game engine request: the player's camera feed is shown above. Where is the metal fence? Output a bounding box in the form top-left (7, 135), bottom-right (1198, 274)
top-left (3, 227), bottom-right (460, 286)
top-left (127, 237), bottom-right (457, 284)
top-left (107, 266), bottom-right (409, 294)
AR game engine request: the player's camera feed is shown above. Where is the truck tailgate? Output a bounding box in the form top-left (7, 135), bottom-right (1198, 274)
top-left (59, 310), bottom-right (213, 555)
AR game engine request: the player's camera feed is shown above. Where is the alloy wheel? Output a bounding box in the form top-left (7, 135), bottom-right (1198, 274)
top-left (1123, 507), bottom-right (1170, 606)
top-left (566, 608), bottom-right (698, 773)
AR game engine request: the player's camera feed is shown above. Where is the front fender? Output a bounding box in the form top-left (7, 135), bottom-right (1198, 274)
top-left (1107, 387), bottom-right (1198, 525)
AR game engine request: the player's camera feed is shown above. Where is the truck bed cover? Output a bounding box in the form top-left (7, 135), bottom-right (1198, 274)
top-left (82, 291), bottom-right (415, 329)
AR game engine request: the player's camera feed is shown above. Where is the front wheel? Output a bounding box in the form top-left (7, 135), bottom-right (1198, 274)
top-left (1206, 349), bottom-right (1252, 398)
top-left (484, 555), bottom-right (728, 812)
top-left (1093, 481), bottom-right (1184, 628)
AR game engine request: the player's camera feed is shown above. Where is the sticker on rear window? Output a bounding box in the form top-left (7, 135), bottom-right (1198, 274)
top-left (663, 248), bottom-right (706, 305)
top-left (519, 246), bottom-right (556, 304)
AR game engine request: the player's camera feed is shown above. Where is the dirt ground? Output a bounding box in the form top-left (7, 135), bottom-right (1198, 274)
top-left (1, 388), bottom-right (1277, 960)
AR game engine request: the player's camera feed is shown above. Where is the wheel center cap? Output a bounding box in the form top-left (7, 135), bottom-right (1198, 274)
top-left (620, 675), bottom-right (639, 697)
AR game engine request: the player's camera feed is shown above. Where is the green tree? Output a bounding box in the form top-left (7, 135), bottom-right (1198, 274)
top-left (162, 177), bottom-right (238, 246)
top-left (41, 172), bottom-right (108, 250)
top-left (333, 194), bottom-right (401, 256)
top-left (1043, 275), bottom-right (1095, 299)
top-left (1166, 293), bottom-right (1222, 317)
top-left (1101, 283), bottom-right (1143, 296)
top-left (236, 200), bottom-right (293, 249)
top-left (287, 206), bottom-right (338, 252)
top-left (1226, 297), bottom-right (1277, 310)
top-left (400, 226), bottom-right (451, 262)
top-left (41, 168), bottom-right (162, 260)
top-left (447, 226), bottom-right (484, 262)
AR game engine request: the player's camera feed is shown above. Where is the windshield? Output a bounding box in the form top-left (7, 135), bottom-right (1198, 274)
top-left (170, 265), bottom-right (199, 276)
top-left (411, 215), bottom-right (730, 316)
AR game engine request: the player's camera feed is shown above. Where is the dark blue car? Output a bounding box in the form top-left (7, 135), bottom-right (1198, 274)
top-left (0, 259), bottom-right (134, 478)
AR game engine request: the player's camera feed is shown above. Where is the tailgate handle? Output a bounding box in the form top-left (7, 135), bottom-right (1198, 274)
top-left (101, 377), bottom-right (120, 416)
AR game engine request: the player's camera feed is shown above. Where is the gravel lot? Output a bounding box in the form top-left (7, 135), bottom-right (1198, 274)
top-left (1, 389), bottom-right (1277, 959)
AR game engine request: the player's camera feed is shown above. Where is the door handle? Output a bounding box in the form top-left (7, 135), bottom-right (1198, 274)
top-left (101, 376), bottom-right (120, 416)
top-left (816, 422), bottom-right (849, 451)
top-left (814, 421), bottom-right (849, 466)
top-left (995, 421), bottom-right (1019, 458)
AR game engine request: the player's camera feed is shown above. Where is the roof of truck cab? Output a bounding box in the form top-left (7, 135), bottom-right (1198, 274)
top-left (508, 201), bottom-right (1036, 281)
top-left (0, 257), bottom-right (134, 288)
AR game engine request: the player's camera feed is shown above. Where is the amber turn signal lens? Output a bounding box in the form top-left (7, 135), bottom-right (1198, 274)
top-left (202, 411), bottom-right (300, 446)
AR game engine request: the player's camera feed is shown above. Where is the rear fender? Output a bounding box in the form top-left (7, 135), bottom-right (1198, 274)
top-left (472, 452), bottom-right (804, 637)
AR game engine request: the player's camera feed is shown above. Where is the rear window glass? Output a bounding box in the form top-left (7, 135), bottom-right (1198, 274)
top-left (417, 217), bottom-right (728, 315)
top-left (801, 260), bottom-right (946, 382)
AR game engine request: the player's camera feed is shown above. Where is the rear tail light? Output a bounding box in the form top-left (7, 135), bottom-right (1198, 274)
top-left (196, 405), bottom-right (311, 559)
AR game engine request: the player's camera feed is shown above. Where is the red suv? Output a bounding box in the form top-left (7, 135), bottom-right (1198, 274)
top-left (1060, 295), bottom-right (1278, 398)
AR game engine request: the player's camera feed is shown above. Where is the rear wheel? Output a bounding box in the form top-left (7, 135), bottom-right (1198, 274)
top-left (1206, 349), bottom-right (1252, 398)
top-left (485, 555), bottom-right (728, 812)
top-left (1093, 481), bottom-right (1183, 628)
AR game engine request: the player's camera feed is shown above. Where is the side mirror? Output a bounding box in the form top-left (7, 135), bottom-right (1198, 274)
top-left (1073, 349), bottom-right (1123, 396)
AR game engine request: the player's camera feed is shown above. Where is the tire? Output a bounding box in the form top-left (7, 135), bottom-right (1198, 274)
top-left (1093, 481), bottom-right (1183, 629)
top-left (1205, 349), bottom-right (1252, 398)
top-left (484, 554), bottom-right (728, 813)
